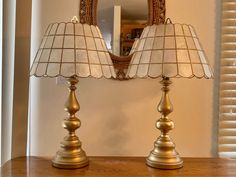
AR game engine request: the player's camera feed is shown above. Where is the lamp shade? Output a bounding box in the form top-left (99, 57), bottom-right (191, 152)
top-left (126, 23), bottom-right (214, 79)
top-left (30, 21), bottom-right (116, 79)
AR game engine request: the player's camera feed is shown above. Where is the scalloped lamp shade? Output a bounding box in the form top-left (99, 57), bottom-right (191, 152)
top-left (126, 23), bottom-right (214, 79)
top-left (30, 21), bottom-right (116, 79)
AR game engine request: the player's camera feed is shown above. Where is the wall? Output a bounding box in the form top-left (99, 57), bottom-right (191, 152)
top-left (1, 0), bottom-right (32, 165)
top-left (1, 0), bottom-right (16, 164)
top-left (30, 0), bottom-right (216, 157)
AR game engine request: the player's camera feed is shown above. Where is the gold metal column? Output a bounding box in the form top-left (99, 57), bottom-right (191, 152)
top-left (146, 77), bottom-right (183, 169)
top-left (52, 76), bottom-right (89, 169)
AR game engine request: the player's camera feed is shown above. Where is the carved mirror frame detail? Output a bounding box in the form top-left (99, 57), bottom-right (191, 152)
top-left (79, 0), bottom-right (98, 25)
top-left (148, 0), bottom-right (166, 25)
top-left (79, 0), bottom-right (166, 80)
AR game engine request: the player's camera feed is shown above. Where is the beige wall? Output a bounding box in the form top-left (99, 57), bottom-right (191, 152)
top-left (1, 0), bottom-right (32, 165)
top-left (29, 0), bottom-right (217, 157)
top-left (1, 0), bottom-right (16, 164)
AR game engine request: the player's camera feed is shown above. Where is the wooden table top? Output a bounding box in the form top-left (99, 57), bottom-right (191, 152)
top-left (1, 156), bottom-right (236, 177)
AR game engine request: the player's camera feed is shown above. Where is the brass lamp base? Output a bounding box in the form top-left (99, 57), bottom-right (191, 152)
top-left (52, 149), bottom-right (89, 169)
top-left (147, 156), bottom-right (183, 170)
top-left (146, 135), bottom-right (183, 169)
top-left (146, 77), bottom-right (183, 170)
top-left (52, 76), bottom-right (89, 169)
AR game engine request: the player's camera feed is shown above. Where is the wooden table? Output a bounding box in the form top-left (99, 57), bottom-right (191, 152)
top-left (1, 157), bottom-right (236, 177)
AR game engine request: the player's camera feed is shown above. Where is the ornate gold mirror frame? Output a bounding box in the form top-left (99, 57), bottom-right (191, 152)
top-left (79, 0), bottom-right (166, 80)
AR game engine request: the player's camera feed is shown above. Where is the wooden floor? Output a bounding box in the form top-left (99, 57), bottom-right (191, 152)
top-left (1, 157), bottom-right (236, 177)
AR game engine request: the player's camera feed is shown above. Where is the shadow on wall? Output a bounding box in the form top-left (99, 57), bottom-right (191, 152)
top-left (78, 78), bottom-right (161, 156)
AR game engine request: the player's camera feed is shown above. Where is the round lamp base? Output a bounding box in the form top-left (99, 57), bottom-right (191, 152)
top-left (146, 154), bottom-right (183, 170)
top-left (52, 150), bottom-right (89, 169)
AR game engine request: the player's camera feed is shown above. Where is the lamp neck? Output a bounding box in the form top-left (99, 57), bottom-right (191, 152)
top-left (65, 77), bottom-right (80, 117)
top-left (158, 77), bottom-right (173, 117)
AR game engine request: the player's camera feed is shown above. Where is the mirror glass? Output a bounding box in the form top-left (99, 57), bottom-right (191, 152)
top-left (97, 0), bottom-right (148, 56)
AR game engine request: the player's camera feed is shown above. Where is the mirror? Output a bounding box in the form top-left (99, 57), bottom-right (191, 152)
top-left (79, 0), bottom-right (166, 80)
top-left (97, 0), bottom-right (148, 56)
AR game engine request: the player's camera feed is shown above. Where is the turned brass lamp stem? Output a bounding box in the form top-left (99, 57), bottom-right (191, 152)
top-left (146, 77), bottom-right (183, 169)
top-left (52, 76), bottom-right (89, 169)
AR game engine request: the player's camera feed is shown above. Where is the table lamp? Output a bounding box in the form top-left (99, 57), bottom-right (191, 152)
top-left (30, 17), bottom-right (116, 169)
top-left (126, 19), bottom-right (214, 169)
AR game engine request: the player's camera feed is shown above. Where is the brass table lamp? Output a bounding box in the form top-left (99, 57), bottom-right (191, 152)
top-left (30, 17), bottom-right (116, 169)
top-left (126, 21), bottom-right (214, 169)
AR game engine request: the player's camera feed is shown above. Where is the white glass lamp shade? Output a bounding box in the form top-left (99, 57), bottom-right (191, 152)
top-left (127, 24), bottom-right (214, 79)
top-left (30, 22), bottom-right (116, 79)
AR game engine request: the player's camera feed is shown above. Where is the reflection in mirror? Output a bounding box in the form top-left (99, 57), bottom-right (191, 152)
top-left (97, 0), bottom-right (148, 56)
